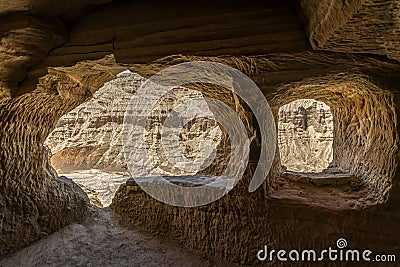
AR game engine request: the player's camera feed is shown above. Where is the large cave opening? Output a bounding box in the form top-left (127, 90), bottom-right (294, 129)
top-left (44, 70), bottom-right (232, 207)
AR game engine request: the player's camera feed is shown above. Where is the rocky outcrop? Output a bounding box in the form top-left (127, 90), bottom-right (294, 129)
top-left (278, 99), bottom-right (333, 173)
top-left (45, 72), bottom-right (225, 176)
top-left (45, 71), bottom-right (228, 207)
top-left (45, 72), bottom-right (145, 173)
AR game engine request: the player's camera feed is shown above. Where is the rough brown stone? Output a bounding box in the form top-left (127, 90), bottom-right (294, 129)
top-left (109, 52), bottom-right (400, 265)
top-left (299, 0), bottom-right (400, 61)
top-left (0, 56), bottom-right (123, 257)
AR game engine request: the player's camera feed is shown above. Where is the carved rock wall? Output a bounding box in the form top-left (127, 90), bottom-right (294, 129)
top-left (0, 74), bottom-right (90, 256)
top-left (112, 179), bottom-right (400, 266)
top-left (0, 56), bottom-right (124, 257)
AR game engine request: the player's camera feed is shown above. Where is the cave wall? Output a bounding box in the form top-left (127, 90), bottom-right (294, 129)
top-left (0, 73), bottom-right (90, 256)
top-left (0, 56), bottom-right (125, 257)
top-left (299, 0), bottom-right (400, 61)
top-left (273, 75), bottom-right (399, 204)
top-left (110, 52), bottom-right (400, 265)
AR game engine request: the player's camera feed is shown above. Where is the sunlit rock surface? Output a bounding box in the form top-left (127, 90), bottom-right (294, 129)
top-left (46, 72), bottom-right (223, 177)
top-left (61, 170), bottom-right (128, 207)
top-left (45, 72), bottom-right (144, 173)
top-left (278, 99), bottom-right (333, 172)
top-left (45, 72), bottom-right (225, 207)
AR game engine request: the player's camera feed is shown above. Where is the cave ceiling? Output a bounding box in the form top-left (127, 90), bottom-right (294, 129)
top-left (0, 0), bottom-right (399, 98)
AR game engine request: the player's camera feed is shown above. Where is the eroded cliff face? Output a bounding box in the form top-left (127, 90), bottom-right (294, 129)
top-left (45, 72), bottom-right (225, 177)
top-left (45, 73), bottom-right (144, 173)
top-left (278, 99), bottom-right (333, 173)
top-left (44, 71), bottom-right (228, 206)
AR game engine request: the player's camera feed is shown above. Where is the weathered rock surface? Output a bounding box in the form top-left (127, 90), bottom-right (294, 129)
top-left (111, 178), bottom-right (400, 266)
top-left (45, 71), bottom-right (224, 177)
top-left (278, 99), bottom-right (333, 173)
top-left (45, 73), bottom-right (145, 173)
top-left (299, 0), bottom-right (400, 61)
top-left (62, 170), bottom-right (128, 208)
top-left (0, 56), bottom-right (124, 257)
top-left (110, 53), bottom-right (400, 265)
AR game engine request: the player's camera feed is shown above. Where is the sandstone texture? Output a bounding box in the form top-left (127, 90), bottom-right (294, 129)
top-left (0, 56), bottom-right (124, 257)
top-left (299, 0), bottom-right (400, 61)
top-left (111, 53), bottom-right (400, 265)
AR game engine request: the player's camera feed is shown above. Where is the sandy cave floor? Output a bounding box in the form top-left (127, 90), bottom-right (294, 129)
top-left (0, 208), bottom-right (235, 267)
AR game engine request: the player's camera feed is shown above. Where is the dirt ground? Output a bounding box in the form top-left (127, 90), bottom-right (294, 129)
top-left (0, 208), bottom-right (235, 267)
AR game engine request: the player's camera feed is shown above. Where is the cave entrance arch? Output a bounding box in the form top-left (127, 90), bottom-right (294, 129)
top-left (44, 69), bottom-right (229, 207)
top-left (44, 70), bottom-right (144, 207)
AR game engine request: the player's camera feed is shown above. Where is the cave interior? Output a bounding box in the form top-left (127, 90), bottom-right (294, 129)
top-left (0, 0), bottom-right (400, 265)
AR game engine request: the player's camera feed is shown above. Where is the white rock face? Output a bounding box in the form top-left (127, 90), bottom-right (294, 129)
top-left (46, 72), bottom-right (222, 175)
top-left (278, 99), bottom-right (334, 173)
top-left (45, 72), bottom-right (223, 205)
top-left (45, 72), bottom-right (145, 173)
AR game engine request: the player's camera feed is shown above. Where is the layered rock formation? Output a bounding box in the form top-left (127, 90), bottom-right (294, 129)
top-left (46, 72), bottom-right (224, 176)
top-left (278, 99), bottom-right (333, 173)
top-left (45, 72), bottom-right (144, 173)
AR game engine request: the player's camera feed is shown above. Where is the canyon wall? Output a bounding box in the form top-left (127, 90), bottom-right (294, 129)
top-left (278, 99), bottom-right (333, 173)
top-left (45, 72), bottom-right (144, 173)
top-left (45, 72), bottom-right (225, 177)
